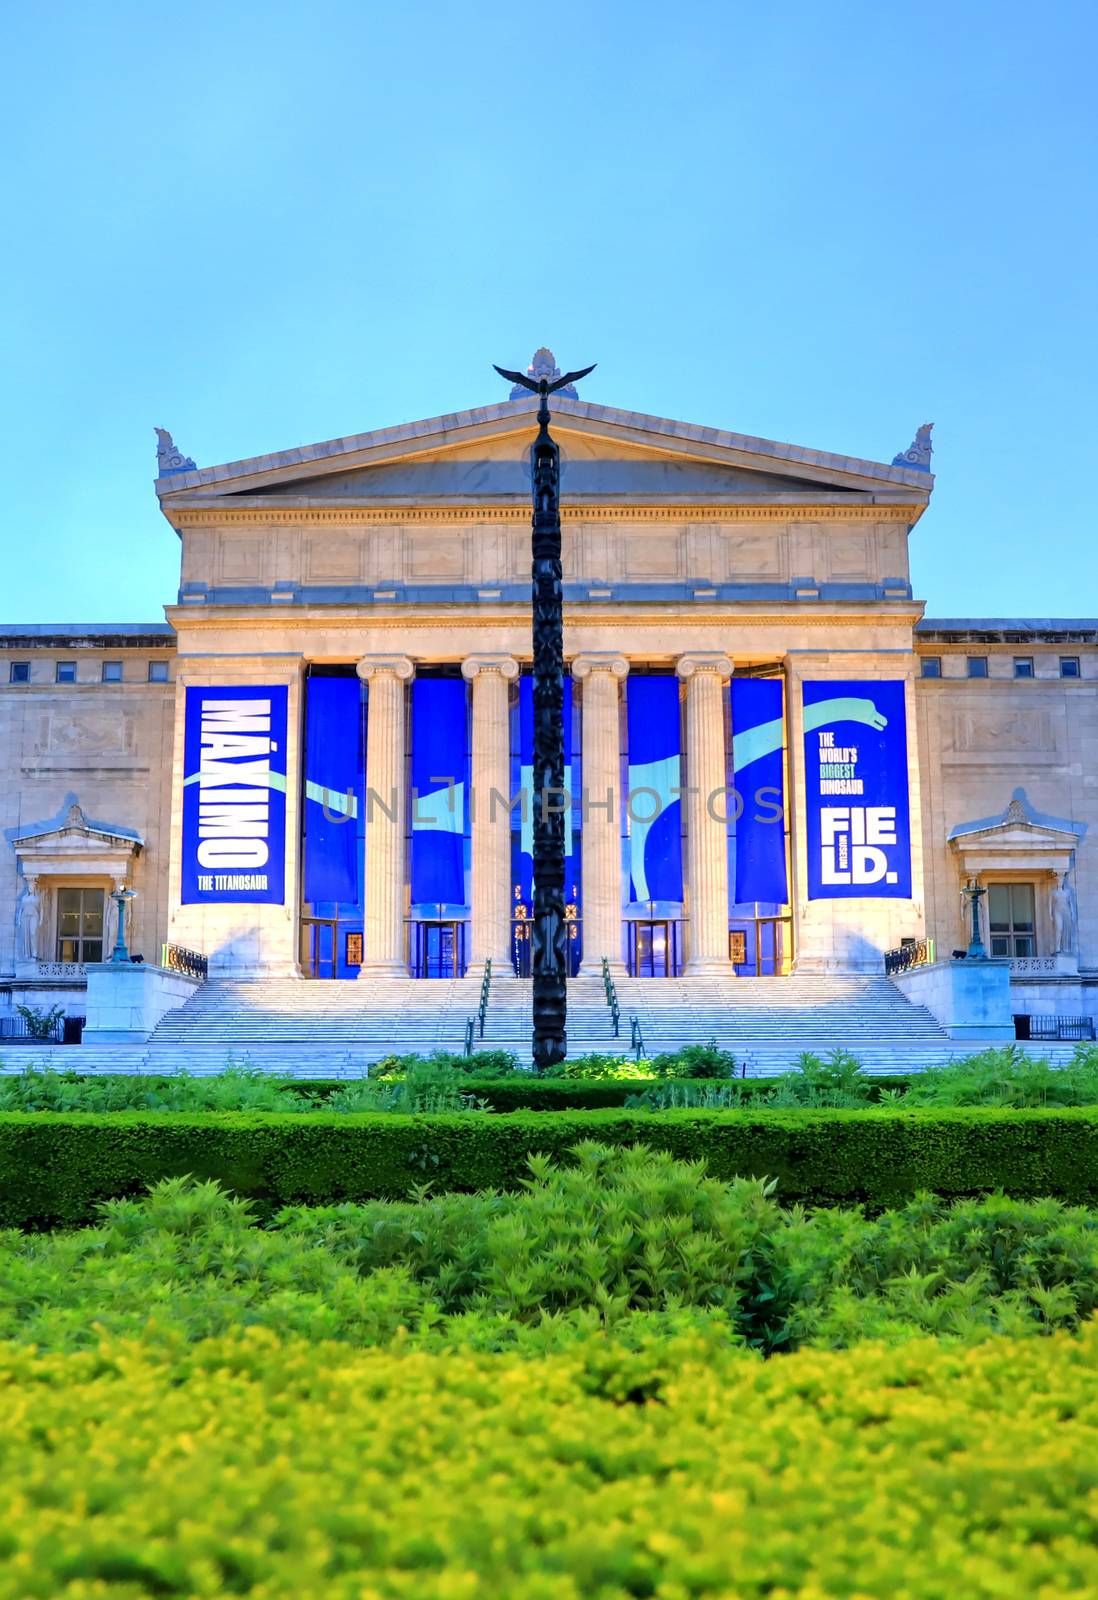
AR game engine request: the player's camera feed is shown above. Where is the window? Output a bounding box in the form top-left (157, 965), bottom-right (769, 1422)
top-left (56, 887), bottom-right (105, 964)
top-left (148, 661), bottom-right (169, 683)
top-left (1013, 656), bottom-right (1034, 679)
top-left (988, 882), bottom-right (1036, 958)
top-left (55, 661), bottom-right (77, 683)
top-left (9, 662), bottom-right (30, 684)
top-left (1061, 656), bottom-right (1081, 679)
top-left (102, 660), bottom-right (123, 683)
top-left (921, 656), bottom-right (942, 678)
top-left (967, 656), bottom-right (989, 679)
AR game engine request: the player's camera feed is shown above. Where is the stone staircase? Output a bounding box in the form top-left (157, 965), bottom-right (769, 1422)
top-left (0, 972), bottom-right (1083, 1076)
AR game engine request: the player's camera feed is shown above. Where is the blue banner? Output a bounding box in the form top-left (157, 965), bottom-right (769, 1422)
top-left (802, 680), bottom-right (911, 899)
top-left (410, 678), bottom-right (467, 907)
top-left (181, 686), bottom-right (287, 905)
top-left (626, 675), bottom-right (682, 904)
top-left (303, 676), bottom-right (360, 905)
top-left (731, 678), bottom-right (788, 905)
top-left (517, 676), bottom-right (574, 901)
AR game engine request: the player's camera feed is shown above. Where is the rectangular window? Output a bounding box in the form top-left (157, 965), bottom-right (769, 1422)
top-left (921, 656), bottom-right (942, 678)
top-left (1013, 657), bottom-right (1034, 679)
top-left (56, 887), bottom-right (105, 964)
top-left (148, 661), bottom-right (169, 683)
top-left (102, 660), bottom-right (123, 683)
top-left (988, 882), bottom-right (1037, 958)
top-left (1060, 656), bottom-right (1081, 679)
top-left (9, 662), bottom-right (30, 684)
top-left (55, 661), bottom-right (77, 683)
top-left (967, 656), bottom-right (989, 679)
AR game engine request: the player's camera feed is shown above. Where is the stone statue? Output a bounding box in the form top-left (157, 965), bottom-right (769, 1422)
top-left (892, 423), bottom-right (934, 471)
top-left (16, 878), bottom-right (41, 962)
top-left (155, 427), bottom-right (196, 474)
top-left (1050, 873), bottom-right (1077, 955)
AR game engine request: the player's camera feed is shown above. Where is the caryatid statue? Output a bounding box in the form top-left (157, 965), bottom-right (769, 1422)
top-left (16, 877), bottom-right (42, 962)
top-left (1050, 872), bottom-right (1077, 955)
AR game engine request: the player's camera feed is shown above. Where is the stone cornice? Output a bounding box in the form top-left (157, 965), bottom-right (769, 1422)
top-left (167, 602), bottom-right (923, 634)
top-left (164, 502), bottom-right (922, 529)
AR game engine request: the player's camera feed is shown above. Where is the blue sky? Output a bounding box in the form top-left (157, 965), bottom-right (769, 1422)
top-left (2, 0), bottom-right (1094, 623)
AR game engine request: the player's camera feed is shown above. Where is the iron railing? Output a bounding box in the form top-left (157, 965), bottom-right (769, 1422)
top-left (1024, 1014), bottom-right (1096, 1042)
top-left (630, 1015), bottom-right (645, 1061)
top-left (601, 957), bottom-right (621, 1037)
top-left (161, 944), bottom-right (209, 980)
top-left (883, 938), bottom-right (935, 977)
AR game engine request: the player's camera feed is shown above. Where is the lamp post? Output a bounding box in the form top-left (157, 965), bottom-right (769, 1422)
top-left (493, 356), bottom-right (595, 1070)
top-left (961, 880), bottom-right (987, 960)
top-left (109, 887), bottom-right (138, 964)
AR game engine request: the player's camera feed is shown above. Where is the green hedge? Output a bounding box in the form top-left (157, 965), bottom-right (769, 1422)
top-left (284, 1076), bottom-right (916, 1110)
top-left (2, 1106), bottom-right (1097, 1226)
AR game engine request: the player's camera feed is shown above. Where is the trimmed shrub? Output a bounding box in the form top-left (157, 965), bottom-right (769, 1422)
top-left (2, 1105), bottom-right (1098, 1226)
top-left (2, 1156), bottom-right (1097, 1354)
top-left (0, 1325), bottom-right (1095, 1597)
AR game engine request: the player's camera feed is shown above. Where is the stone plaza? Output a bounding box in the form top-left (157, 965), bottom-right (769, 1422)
top-left (1, 351), bottom-right (1093, 1069)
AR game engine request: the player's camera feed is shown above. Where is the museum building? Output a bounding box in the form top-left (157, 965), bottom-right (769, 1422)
top-left (1, 352), bottom-right (1094, 1046)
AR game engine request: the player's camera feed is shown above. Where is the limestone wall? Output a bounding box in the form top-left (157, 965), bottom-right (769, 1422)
top-left (0, 639), bottom-right (176, 980)
top-left (915, 643), bottom-right (1097, 971)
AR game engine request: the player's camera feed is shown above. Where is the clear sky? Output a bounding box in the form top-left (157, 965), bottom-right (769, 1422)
top-left (2, 0), bottom-right (1095, 624)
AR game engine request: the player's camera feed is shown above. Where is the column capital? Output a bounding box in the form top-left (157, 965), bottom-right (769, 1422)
top-left (571, 652), bottom-right (629, 681)
top-left (676, 653), bottom-right (732, 682)
top-left (356, 654), bottom-right (415, 683)
top-left (461, 654), bottom-right (520, 682)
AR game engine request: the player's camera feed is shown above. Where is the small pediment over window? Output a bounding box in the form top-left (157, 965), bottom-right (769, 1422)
top-left (948, 787), bottom-right (1085, 875)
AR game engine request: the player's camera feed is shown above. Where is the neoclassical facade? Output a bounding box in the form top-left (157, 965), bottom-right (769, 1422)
top-left (2, 357), bottom-right (1095, 1034)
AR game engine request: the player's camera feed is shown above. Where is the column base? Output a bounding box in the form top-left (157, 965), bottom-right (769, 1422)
top-left (683, 957), bottom-right (736, 979)
top-left (464, 957), bottom-right (513, 980)
top-left (356, 961), bottom-right (411, 979)
top-left (577, 958), bottom-right (627, 979)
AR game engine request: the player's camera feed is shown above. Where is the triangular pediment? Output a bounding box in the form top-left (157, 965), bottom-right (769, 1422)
top-left (156, 397), bottom-right (933, 514)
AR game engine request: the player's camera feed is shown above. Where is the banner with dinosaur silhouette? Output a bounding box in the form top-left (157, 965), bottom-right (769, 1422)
top-left (802, 680), bottom-right (911, 899)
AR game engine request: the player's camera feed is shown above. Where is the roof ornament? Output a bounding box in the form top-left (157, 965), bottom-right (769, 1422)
top-left (64, 802), bottom-right (87, 830)
top-left (504, 348), bottom-right (586, 401)
top-left (155, 427), bottom-right (196, 475)
top-left (892, 422), bottom-right (934, 471)
top-left (1004, 789), bottom-right (1031, 825)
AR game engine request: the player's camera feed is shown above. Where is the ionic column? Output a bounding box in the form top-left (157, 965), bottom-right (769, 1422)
top-left (462, 654), bottom-right (520, 975)
top-left (677, 654), bottom-right (734, 977)
top-left (573, 653), bottom-right (629, 976)
top-left (356, 655), bottom-right (415, 975)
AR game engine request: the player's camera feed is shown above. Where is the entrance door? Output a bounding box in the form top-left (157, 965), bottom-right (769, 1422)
top-left (300, 916), bottom-right (338, 978)
top-left (629, 920), bottom-right (680, 977)
top-left (409, 920), bottom-right (466, 978)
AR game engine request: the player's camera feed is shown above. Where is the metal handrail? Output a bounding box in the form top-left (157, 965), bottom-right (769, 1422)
top-left (630, 1015), bottom-right (645, 1060)
top-left (601, 956), bottom-right (620, 1037)
top-left (463, 1016), bottom-right (475, 1057)
top-left (477, 957), bottom-right (492, 1038)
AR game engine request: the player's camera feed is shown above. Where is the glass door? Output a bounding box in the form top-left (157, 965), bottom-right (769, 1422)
top-left (409, 920), bottom-right (466, 978)
top-left (299, 916), bottom-right (338, 978)
top-left (629, 920), bottom-right (680, 977)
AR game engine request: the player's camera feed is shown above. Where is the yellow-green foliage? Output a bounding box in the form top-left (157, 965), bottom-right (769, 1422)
top-left (0, 1324), bottom-right (1095, 1597)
